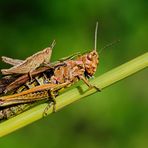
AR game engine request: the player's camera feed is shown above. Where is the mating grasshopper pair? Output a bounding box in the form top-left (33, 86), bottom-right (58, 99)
top-left (0, 22), bottom-right (100, 120)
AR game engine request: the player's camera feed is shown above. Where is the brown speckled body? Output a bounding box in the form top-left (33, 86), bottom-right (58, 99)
top-left (50, 50), bottom-right (99, 85)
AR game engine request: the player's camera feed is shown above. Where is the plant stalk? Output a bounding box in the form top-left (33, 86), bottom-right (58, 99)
top-left (0, 52), bottom-right (148, 137)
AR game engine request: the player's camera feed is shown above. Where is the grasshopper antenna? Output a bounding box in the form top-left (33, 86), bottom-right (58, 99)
top-left (51, 40), bottom-right (56, 49)
top-left (99, 40), bottom-right (120, 54)
top-left (94, 22), bottom-right (98, 51)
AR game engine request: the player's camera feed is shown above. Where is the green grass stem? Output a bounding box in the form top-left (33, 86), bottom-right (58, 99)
top-left (0, 52), bottom-right (147, 137)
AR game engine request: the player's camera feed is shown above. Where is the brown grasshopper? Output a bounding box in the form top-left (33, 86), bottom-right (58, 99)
top-left (1, 41), bottom-right (55, 75)
top-left (0, 22), bottom-right (100, 116)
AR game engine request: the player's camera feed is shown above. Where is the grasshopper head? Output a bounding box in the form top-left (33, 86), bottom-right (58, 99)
top-left (84, 50), bottom-right (99, 77)
top-left (43, 47), bottom-right (52, 63)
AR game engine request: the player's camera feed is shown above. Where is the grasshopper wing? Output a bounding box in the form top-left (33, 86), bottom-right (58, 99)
top-left (1, 56), bottom-right (23, 66)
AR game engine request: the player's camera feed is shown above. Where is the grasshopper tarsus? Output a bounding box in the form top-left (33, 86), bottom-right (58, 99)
top-left (52, 98), bottom-right (56, 113)
top-left (78, 75), bottom-right (101, 91)
top-left (43, 104), bottom-right (50, 117)
top-left (47, 89), bottom-right (57, 112)
top-left (43, 101), bottom-right (55, 117)
top-left (89, 85), bottom-right (101, 92)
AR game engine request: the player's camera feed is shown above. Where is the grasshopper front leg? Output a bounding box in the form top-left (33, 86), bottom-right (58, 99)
top-left (78, 75), bottom-right (101, 91)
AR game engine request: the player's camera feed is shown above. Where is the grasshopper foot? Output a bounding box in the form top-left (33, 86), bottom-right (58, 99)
top-left (43, 101), bottom-right (55, 117)
top-left (89, 85), bottom-right (101, 92)
top-left (43, 90), bottom-right (57, 117)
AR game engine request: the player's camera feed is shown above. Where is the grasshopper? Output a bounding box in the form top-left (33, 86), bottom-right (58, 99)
top-left (1, 41), bottom-right (55, 75)
top-left (0, 22), bottom-right (100, 118)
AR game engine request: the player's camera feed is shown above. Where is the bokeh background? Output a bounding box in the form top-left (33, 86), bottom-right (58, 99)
top-left (0, 0), bottom-right (147, 147)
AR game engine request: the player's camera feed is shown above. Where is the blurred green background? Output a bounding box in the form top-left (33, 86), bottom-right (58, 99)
top-left (0, 0), bottom-right (147, 147)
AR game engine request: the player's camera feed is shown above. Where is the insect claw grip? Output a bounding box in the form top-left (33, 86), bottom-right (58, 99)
top-left (43, 101), bottom-right (55, 117)
top-left (91, 85), bottom-right (101, 92)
